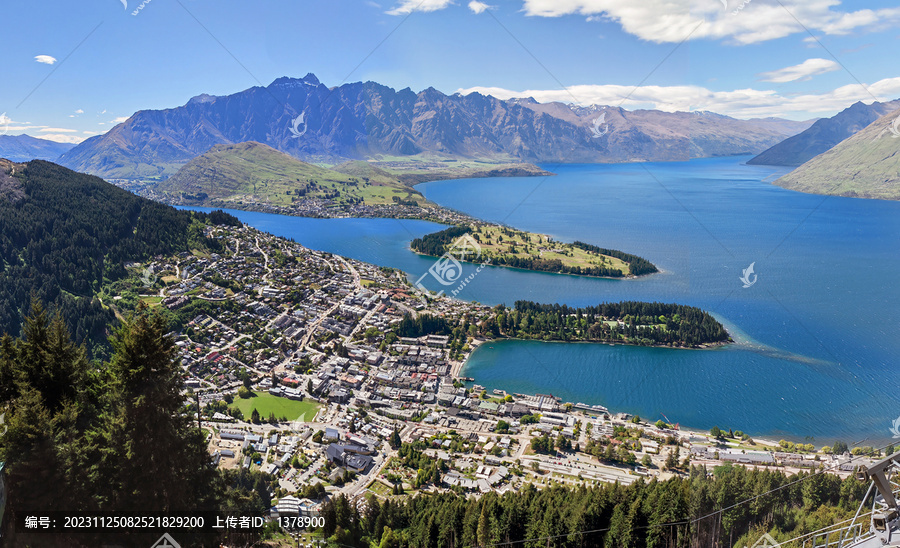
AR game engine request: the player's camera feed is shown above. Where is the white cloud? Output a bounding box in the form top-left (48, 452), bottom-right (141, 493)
top-left (38, 127), bottom-right (79, 133)
top-left (468, 1), bottom-right (493, 14)
top-left (34, 55), bottom-right (57, 65)
top-left (75, 109), bottom-right (84, 114)
top-left (387, 0), bottom-right (453, 15)
top-left (456, 75), bottom-right (900, 119)
top-left (36, 133), bottom-right (85, 144)
top-left (0, 117), bottom-right (46, 134)
top-left (758, 58), bottom-right (840, 83)
top-left (110, 116), bottom-right (129, 124)
top-left (518, 0), bottom-right (900, 44)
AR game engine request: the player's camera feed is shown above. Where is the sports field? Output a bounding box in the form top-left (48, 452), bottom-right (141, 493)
top-left (230, 392), bottom-right (320, 421)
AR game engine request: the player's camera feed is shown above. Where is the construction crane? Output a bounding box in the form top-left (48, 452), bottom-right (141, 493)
top-left (794, 450), bottom-right (900, 548)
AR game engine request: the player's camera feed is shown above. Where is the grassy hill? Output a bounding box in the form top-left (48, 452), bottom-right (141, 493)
top-left (153, 141), bottom-right (430, 208)
top-left (776, 107), bottom-right (900, 200)
top-left (411, 224), bottom-right (658, 278)
top-left (749, 100), bottom-right (899, 167)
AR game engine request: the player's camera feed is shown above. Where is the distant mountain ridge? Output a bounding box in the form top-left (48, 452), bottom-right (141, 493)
top-left (58, 73), bottom-right (812, 180)
top-left (774, 107), bottom-right (900, 200)
top-left (748, 99), bottom-right (900, 166)
top-left (0, 134), bottom-right (75, 162)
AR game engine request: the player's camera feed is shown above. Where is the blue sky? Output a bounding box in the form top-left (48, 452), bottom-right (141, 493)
top-left (1, 0), bottom-right (899, 143)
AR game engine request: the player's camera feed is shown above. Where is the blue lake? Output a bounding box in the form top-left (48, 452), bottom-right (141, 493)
top-left (183, 156), bottom-right (900, 444)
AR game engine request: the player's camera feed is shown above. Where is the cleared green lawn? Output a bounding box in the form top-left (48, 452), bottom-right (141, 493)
top-left (367, 481), bottom-right (392, 498)
top-left (473, 225), bottom-right (630, 274)
top-left (230, 392), bottom-right (320, 421)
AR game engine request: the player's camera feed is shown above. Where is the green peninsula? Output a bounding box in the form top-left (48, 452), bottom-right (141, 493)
top-left (410, 224), bottom-right (658, 278)
top-left (483, 301), bottom-right (731, 348)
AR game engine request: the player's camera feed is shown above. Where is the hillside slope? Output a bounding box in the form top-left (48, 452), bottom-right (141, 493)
top-left (152, 141), bottom-right (429, 208)
top-left (774, 108), bottom-right (900, 199)
top-left (0, 158), bottom-right (236, 351)
top-left (748, 99), bottom-right (900, 166)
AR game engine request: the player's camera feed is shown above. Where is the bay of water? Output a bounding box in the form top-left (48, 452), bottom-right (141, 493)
top-left (183, 156), bottom-right (900, 443)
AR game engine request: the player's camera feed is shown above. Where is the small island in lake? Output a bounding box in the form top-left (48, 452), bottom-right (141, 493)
top-left (410, 224), bottom-right (658, 278)
top-left (478, 301), bottom-right (731, 348)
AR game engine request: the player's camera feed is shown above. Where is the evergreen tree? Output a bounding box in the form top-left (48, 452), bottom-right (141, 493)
top-left (389, 427), bottom-right (402, 449)
top-left (0, 299), bottom-right (277, 545)
top-left (105, 303), bottom-right (217, 512)
top-left (476, 504), bottom-right (491, 547)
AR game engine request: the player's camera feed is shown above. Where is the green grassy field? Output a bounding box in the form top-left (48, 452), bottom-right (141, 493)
top-left (471, 225), bottom-right (631, 274)
top-left (230, 392), bottom-right (320, 421)
top-left (367, 480), bottom-right (392, 497)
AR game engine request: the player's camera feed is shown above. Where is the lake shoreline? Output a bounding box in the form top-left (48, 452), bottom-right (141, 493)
top-left (408, 247), bottom-right (655, 281)
top-left (458, 336), bottom-right (733, 379)
top-left (177, 155), bottom-right (897, 442)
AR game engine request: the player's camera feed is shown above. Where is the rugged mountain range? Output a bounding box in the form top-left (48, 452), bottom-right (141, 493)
top-left (775, 107), bottom-right (900, 200)
top-left (0, 134), bottom-right (75, 162)
top-left (748, 99), bottom-right (900, 166)
top-left (58, 73), bottom-right (812, 180)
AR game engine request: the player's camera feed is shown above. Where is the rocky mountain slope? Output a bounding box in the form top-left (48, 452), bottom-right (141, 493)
top-left (59, 73), bottom-right (810, 180)
top-left (748, 99), bottom-right (900, 166)
top-left (775, 107), bottom-right (900, 200)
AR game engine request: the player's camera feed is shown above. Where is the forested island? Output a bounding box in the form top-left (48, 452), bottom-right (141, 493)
top-left (478, 300), bottom-right (731, 347)
top-left (410, 225), bottom-right (658, 278)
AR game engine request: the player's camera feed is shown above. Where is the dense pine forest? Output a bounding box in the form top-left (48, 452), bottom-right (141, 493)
top-left (475, 301), bottom-right (731, 347)
top-left (0, 159), bottom-right (239, 355)
top-left (410, 226), bottom-right (482, 257)
top-left (570, 241), bottom-right (659, 276)
top-left (318, 464), bottom-right (869, 548)
top-left (0, 302), bottom-right (272, 546)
